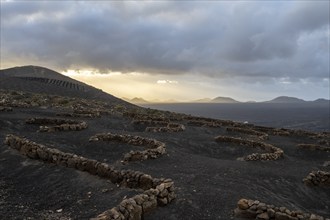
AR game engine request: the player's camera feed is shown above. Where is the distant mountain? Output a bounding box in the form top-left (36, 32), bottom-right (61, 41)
top-left (267, 96), bottom-right (306, 103)
top-left (188, 96), bottom-right (328, 104)
top-left (130, 97), bottom-right (149, 104)
top-left (211, 96), bottom-right (240, 103)
top-left (193, 98), bottom-right (212, 103)
top-left (0, 65), bottom-right (132, 106)
top-left (312, 98), bottom-right (330, 104)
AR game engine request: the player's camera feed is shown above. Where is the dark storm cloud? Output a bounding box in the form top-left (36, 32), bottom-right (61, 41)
top-left (1, 1), bottom-right (329, 80)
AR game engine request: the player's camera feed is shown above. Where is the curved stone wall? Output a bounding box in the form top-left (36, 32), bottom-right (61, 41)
top-left (226, 127), bottom-right (269, 140)
top-left (26, 117), bottom-right (88, 132)
top-left (303, 171), bottom-right (330, 187)
top-left (215, 135), bottom-right (283, 161)
top-left (0, 106), bottom-right (13, 112)
top-left (234, 198), bottom-right (328, 220)
top-left (4, 134), bottom-right (175, 220)
top-left (296, 144), bottom-right (330, 152)
top-left (89, 133), bottom-right (166, 163)
top-left (131, 120), bottom-right (185, 133)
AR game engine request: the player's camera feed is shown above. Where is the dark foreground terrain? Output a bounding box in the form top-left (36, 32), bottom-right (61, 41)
top-left (0, 66), bottom-right (329, 220)
top-left (0, 90), bottom-right (329, 220)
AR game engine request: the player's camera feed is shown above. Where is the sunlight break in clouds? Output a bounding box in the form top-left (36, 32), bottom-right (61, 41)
top-left (1, 1), bottom-right (329, 100)
top-left (156, 80), bottom-right (178, 84)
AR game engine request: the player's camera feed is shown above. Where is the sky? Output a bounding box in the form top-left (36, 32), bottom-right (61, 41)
top-left (0, 1), bottom-right (329, 102)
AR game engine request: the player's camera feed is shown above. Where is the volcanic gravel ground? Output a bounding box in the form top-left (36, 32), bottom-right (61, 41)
top-left (0, 107), bottom-right (329, 219)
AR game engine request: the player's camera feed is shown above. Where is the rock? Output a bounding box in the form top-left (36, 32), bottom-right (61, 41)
top-left (237, 199), bottom-right (249, 210)
top-left (267, 208), bottom-right (276, 218)
top-left (310, 214), bottom-right (324, 220)
top-left (142, 197), bottom-right (157, 213)
top-left (257, 212), bottom-right (270, 220)
top-left (234, 208), bottom-right (257, 218)
top-left (275, 211), bottom-right (298, 220)
top-left (133, 195), bottom-right (145, 205)
top-left (157, 197), bottom-right (168, 206)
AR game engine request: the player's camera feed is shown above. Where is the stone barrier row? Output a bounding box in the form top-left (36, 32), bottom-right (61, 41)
top-left (56, 112), bottom-right (99, 118)
top-left (89, 133), bottom-right (166, 163)
top-left (132, 120), bottom-right (169, 127)
top-left (296, 144), bottom-right (330, 152)
top-left (4, 134), bottom-right (175, 220)
top-left (145, 123), bottom-right (185, 133)
top-left (0, 106), bottom-right (13, 112)
top-left (0, 100), bottom-right (30, 108)
top-left (184, 115), bottom-right (245, 127)
top-left (226, 127), bottom-right (269, 140)
top-left (26, 117), bottom-right (88, 132)
top-left (123, 112), bottom-right (169, 122)
top-left (253, 126), bottom-right (330, 140)
top-left (131, 120), bottom-right (185, 132)
top-left (187, 120), bottom-right (223, 128)
top-left (234, 198), bottom-right (328, 220)
top-left (303, 171), bottom-right (330, 187)
top-left (214, 135), bottom-right (283, 161)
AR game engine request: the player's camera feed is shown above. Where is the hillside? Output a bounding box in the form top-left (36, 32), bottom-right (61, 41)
top-left (0, 66), bottom-right (132, 107)
top-left (212, 96), bottom-right (240, 103)
top-left (267, 96), bottom-right (306, 103)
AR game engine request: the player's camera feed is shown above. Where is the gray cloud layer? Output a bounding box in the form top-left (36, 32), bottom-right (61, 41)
top-left (1, 1), bottom-right (329, 81)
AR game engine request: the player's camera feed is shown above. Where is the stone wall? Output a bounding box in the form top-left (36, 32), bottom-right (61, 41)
top-left (214, 135), bottom-right (283, 161)
top-left (145, 123), bottom-right (185, 133)
top-left (131, 120), bottom-right (185, 132)
top-left (253, 126), bottom-right (291, 136)
top-left (234, 198), bottom-right (328, 220)
top-left (0, 106), bottom-right (13, 112)
top-left (26, 117), bottom-right (88, 132)
top-left (253, 126), bottom-right (330, 140)
top-left (4, 134), bottom-right (175, 220)
top-left (89, 133), bottom-right (166, 163)
top-left (184, 115), bottom-right (239, 127)
top-left (56, 112), bottom-right (100, 118)
top-left (226, 127), bottom-right (268, 140)
top-left (303, 171), bottom-right (330, 187)
top-left (132, 120), bottom-right (169, 127)
top-left (296, 144), bottom-right (330, 152)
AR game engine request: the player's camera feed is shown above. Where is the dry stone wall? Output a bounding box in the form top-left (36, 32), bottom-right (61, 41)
top-left (131, 120), bottom-right (185, 132)
top-left (234, 198), bottom-right (329, 220)
top-left (4, 134), bottom-right (175, 220)
top-left (296, 144), bottom-right (330, 152)
top-left (56, 112), bottom-right (100, 118)
top-left (226, 127), bottom-right (269, 140)
top-left (184, 115), bottom-right (239, 127)
top-left (89, 133), bottom-right (166, 163)
top-left (26, 117), bottom-right (87, 132)
top-left (215, 135), bottom-right (283, 161)
top-left (254, 126), bottom-right (330, 140)
top-left (303, 171), bottom-right (330, 187)
top-left (0, 106), bottom-right (13, 112)
top-left (132, 120), bottom-right (169, 127)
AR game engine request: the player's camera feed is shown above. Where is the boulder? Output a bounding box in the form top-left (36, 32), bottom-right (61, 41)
top-left (237, 199), bottom-right (249, 210)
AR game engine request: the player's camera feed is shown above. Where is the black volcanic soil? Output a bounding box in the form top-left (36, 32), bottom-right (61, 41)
top-left (1, 106), bottom-right (330, 220)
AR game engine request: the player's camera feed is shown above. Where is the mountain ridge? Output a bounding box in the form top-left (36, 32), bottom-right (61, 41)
top-left (0, 65), bottom-right (133, 107)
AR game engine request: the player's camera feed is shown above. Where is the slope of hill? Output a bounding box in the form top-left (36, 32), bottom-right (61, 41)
top-left (0, 65), bottom-right (132, 106)
top-left (130, 97), bottom-right (149, 104)
top-left (267, 96), bottom-right (306, 103)
top-left (193, 98), bottom-right (212, 103)
top-left (211, 96), bottom-right (240, 103)
top-left (313, 98), bottom-right (330, 104)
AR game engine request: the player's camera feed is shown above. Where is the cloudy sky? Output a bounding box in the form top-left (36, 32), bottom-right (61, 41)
top-left (1, 1), bottom-right (329, 101)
